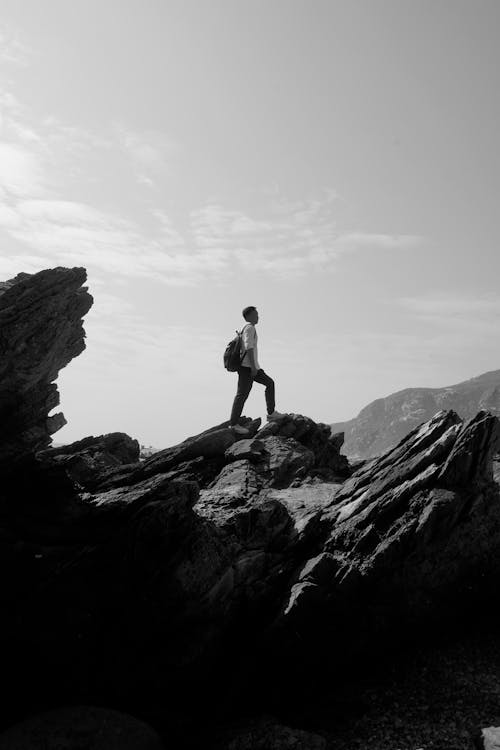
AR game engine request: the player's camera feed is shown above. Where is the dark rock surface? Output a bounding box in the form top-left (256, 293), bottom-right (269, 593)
top-left (277, 410), bottom-right (500, 668)
top-left (0, 267), bottom-right (92, 470)
top-left (332, 368), bottom-right (500, 459)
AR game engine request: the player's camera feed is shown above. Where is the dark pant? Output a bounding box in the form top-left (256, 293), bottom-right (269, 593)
top-left (230, 367), bottom-right (275, 425)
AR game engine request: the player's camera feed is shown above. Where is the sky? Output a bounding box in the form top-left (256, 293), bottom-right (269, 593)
top-left (0, 0), bottom-right (499, 448)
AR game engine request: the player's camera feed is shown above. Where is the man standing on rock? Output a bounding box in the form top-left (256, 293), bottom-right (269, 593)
top-left (230, 306), bottom-right (283, 435)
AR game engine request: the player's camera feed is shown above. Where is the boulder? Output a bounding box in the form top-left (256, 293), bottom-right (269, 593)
top-left (278, 410), bottom-right (500, 646)
top-left (0, 267), bottom-right (92, 471)
top-left (477, 727), bottom-right (500, 750)
top-left (259, 413), bottom-right (349, 479)
top-left (36, 432), bottom-right (140, 489)
top-left (261, 436), bottom-right (315, 487)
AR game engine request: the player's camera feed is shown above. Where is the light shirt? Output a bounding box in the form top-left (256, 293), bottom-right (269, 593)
top-left (240, 323), bottom-right (260, 369)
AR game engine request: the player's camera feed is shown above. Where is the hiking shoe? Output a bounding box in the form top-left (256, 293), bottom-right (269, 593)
top-left (267, 411), bottom-right (286, 421)
top-left (231, 424), bottom-right (250, 435)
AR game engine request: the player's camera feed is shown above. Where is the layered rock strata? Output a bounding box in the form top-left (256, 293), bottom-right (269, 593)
top-left (280, 410), bottom-right (500, 666)
top-left (0, 267), bottom-right (92, 469)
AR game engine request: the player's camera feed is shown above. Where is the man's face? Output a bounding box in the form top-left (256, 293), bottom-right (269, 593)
top-left (251, 309), bottom-right (259, 324)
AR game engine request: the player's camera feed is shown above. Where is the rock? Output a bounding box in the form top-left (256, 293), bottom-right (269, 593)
top-left (224, 438), bottom-right (267, 463)
top-left (95, 418), bottom-right (262, 490)
top-left (277, 409), bottom-right (500, 653)
top-left (478, 727), bottom-right (500, 750)
top-left (0, 267), bottom-right (92, 471)
top-left (225, 717), bottom-right (327, 750)
top-left (36, 432), bottom-right (140, 489)
top-left (259, 413), bottom-right (350, 479)
top-left (261, 436), bottom-right (315, 487)
top-left (438, 411), bottom-right (500, 487)
top-left (0, 706), bottom-right (165, 749)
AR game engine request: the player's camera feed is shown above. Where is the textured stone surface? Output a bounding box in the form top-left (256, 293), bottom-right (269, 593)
top-left (481, 727), bottom-right (500, 750)
top-left (0, 267), bottom-right (92, 469)
top-left (259, 413), bottom-right (349, 479)
top-left (278, 410), bottom-right (500, 644)
top-left (37, 432), bottom-right (140, 489)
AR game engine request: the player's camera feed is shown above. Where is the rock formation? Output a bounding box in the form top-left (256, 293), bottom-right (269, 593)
top-left (331, 369), bottom-right (500, 459)
top-left (1, 266), bottom-right (500, 748)
top-left (281, 410), bottom-right (500, 651)
top-left (0, 267), bottom-right (92, 471)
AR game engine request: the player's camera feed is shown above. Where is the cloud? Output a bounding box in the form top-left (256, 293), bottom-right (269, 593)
top-left (189, 196), bottom-right (421, 280)
top-left (0, 84), bottom-right (424, 286)
top-left (0, 143), bottom-right (47, 197)
top-left (0, 26), bottom-right (30, 67)
top-left (114, 124), bottom-right (179, 180)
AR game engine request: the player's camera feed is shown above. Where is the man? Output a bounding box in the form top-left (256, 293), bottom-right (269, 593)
top-left (230, 305), bottom-right (283, 434)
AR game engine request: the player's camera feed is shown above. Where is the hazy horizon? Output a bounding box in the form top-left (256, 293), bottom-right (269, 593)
top-left (1, 0), bottom-right (499, 448)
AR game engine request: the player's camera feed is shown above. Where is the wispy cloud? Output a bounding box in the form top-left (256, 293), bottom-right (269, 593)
top-left (0, 83), bottom-right (423, 286)
top-left (190, 197), bottom-right (421, 279)
top-left (0, 26), bottom-right (30, 67)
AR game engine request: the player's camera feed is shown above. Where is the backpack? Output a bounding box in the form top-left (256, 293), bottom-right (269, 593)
top-left (223, 325), bottom-right (249, 371)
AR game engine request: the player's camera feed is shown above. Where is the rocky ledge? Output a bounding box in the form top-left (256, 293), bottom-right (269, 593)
top-left (1, 267), bottom-right (500, 749)
top-left (0, 267), bottom-right (92, 470)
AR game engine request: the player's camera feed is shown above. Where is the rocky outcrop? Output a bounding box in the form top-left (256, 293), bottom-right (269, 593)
top-left (37, 432), bottom-right (140, 489)
top-left (331, 369), bottom-right (500, 459)
top-left (0, 267), bottom-right (92, 470)
top-left (279, 410), bottom-right (500, 662)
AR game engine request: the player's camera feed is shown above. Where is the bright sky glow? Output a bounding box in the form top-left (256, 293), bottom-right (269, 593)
top-left (1, 0), bottom-right (499, 447)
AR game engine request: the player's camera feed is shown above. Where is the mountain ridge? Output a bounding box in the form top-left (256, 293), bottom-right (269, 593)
top-left (332, 368), bottom-right (500, 459)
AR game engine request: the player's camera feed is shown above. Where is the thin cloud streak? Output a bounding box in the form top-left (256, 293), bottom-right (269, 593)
top-left (0, 84), bottom-right (424, 286)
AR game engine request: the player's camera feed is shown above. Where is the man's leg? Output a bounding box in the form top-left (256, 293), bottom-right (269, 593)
top-left (253, 369), bottom-right (275, 415)
top-left (230, 367), bottom-right (254, 425)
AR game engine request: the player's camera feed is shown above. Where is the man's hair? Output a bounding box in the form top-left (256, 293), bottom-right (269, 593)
top-left (242, 306), bottom-right (256, 320)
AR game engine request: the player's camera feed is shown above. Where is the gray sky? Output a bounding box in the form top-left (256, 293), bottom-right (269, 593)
top-left (1, 0), bottom-right (499, 447)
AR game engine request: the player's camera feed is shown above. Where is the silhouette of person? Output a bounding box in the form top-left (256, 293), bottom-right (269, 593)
top-left (230, 306), bottom-right (283, 434)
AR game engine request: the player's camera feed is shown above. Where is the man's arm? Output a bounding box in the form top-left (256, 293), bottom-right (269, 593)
top-left (246, 348), bottom-right (258, 377)
top-left (242, 325), bottom-right (259, 377)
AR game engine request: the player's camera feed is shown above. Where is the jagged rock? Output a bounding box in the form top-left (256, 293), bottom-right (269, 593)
top-left (0, 706), bottom-right (165, 749)
top-left (224, 438), bottom-right (267, 463)
top-left (0, 267), bottom-right (92, 470)
top-left (279, 409), bottom-right (500, 642)
top-left (477, 727), bottom-right (500, 750)
top-left (94, 418), bottom-right (262, 491)
top-left (438, 411), bottom-right (500, 487)
top-left (262, 436), bottom-right (315, 487)
top-left (259, 413), bottom-right (350, 479)
top-left (36, 432), bottom-right (140, 489)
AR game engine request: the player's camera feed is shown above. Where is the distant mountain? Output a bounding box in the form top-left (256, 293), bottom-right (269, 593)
top-left (331, 369), bottom-right (500, 459)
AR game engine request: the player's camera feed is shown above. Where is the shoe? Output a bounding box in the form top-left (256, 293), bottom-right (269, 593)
top-left (267, 411), bottom-right (286, 421)
top-left (231, 424), bottom-right (250, 435)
